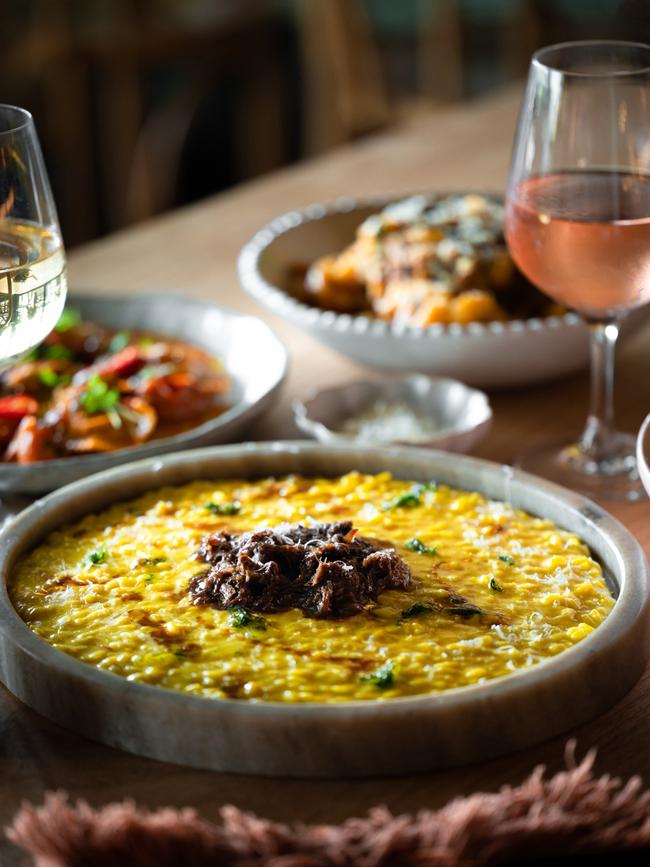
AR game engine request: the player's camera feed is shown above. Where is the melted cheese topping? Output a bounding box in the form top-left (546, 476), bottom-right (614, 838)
top-left (10, 473), bottom-right (614, 702)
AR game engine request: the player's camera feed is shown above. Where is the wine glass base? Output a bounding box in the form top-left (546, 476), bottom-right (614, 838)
top-left (515, 432), bottom-right (645, 502)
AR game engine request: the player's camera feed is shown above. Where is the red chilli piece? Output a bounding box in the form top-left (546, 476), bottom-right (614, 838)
top-left (0, 394), bottom-right (39, 420)
top-left (97, 346), bottom-right (143, 378)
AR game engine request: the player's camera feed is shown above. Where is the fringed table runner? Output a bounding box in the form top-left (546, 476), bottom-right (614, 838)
top-left (7, 744), bottom-right (650, 866)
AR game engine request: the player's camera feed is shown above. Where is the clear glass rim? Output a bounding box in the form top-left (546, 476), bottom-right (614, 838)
top-left (533, 40), bottom-right (650, 78)
top-left (0, 104), bottom-right (34, 136)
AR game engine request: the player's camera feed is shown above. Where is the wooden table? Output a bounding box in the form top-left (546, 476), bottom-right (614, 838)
top-left (3, 86), bottom-right (650, 854)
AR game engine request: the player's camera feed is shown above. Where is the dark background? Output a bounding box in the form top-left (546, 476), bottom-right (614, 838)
top-left (2, 0), bottom-right (648, 247)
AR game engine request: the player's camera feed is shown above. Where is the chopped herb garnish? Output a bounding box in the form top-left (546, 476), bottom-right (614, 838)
top-left (381, 482), bottom-right (436, 511)
top-left (498, 554), bottom-right (516, 566)
top-left (447, 603), bottom-right (483, 619)
top-left (488, 577), bottom-right (503, 593)
top-left (404, 537), bottom-right (437, 556)
top-left (399, 601), bottom-right (436, 622)
top-left (228, 606), bottom-right (267, 630)
top-left (135, 363), bottom-right (177, 382)
top-left (38, 368), bottom-right (58, 388)
top-left (79, 375), bottom-right (121, 415)
top-left (140, 556), bottom-right (166, 566)
top-left (106, 407), bottom-right (122, 430)
top-left (44, 344), bottom-right (73, 361)
top-left (86, 543), bottom-right (108, 565)
top-left (24, 343), bottom-right (73, 362)
top-left (206, 501), bottom-right (240, 516)
top-left (145, 573), bottom-right (155, 583)
top-left (360, 661), bottom-right (395, 689)
top-left (108, 331), bottom-right (131, 354)
top-left (55, 308), bottom-right (81, 332)
top-left (173, 649), bottom-right (186, 657)
top-left (37, 368), bottom-right (70, 389)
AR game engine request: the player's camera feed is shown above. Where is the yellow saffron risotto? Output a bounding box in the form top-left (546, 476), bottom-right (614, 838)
top-left (10, 472), bottom-right (614, 702)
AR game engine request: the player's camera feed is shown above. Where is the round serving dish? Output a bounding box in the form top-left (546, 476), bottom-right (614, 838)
top-left (0, 293), bottom-right (288, 495)
top-left (293, 374), bottom-right (492, 452)
top-left (0, 442), bottom-right (648, 778)
top-left (238, 194), bottom-right (593, 389)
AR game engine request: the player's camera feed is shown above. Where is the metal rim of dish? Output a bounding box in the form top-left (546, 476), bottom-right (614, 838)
top-left (237, 193), bottom-right (583, 339)
top-left (0, 441), bottom-right (647, 776)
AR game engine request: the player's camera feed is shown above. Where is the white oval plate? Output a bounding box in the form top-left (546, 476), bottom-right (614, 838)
top-left (0, 293), bottom-right (288, 495)
top-left (0, 442), bottom-right (648, 777)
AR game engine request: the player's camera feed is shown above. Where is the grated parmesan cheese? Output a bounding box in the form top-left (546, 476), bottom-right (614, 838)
top-left (338, 401), bottom-right (447, 443)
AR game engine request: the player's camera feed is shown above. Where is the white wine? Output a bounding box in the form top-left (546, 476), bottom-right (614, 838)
top-left (0, 220), bottom-right (67, 367)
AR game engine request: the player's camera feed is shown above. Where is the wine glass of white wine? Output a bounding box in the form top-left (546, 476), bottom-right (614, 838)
top-left (0, 105), bottom-right (66, 367)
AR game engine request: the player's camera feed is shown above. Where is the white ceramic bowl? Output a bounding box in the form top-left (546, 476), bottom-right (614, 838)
top-left (0, 442), bottom-right (648, 778)
top-left (0, 293), bottom-right (288, 495)
top-left (238, 195), bottom-right (592, 389)
top-left (293, 374), bottom-right (492, 453)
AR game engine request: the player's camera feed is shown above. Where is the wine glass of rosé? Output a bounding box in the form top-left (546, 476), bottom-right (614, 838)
top-left (505, 40), bottom-right (650, 501)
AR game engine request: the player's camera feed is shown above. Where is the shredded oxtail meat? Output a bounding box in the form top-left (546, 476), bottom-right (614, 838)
top-left (190, 520), bottom-right (414, 619)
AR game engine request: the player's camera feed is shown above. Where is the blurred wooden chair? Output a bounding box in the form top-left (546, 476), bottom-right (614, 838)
top-left (296, 0), bottom-right (393, 154)
top-left (296, 0), bottom-right (542, 159)
top-left (0, 0), bottom-right (98, 245)
top-left (90, 1), bottom-right (290, 226)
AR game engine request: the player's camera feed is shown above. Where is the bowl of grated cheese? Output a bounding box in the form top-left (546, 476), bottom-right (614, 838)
top-left (293, 375), bottom-right (492, 453)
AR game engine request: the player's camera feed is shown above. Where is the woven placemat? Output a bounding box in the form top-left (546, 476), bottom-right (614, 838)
top-left (6, 743), bottom-right (650, 867)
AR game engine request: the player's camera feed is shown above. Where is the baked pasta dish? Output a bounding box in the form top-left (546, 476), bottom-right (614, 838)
top-left (301, 194), bottom-right (559, 326)
top-left (10, 473), bottom-right (614, 703)
top-left (0, 308), bottom-right (230, 463)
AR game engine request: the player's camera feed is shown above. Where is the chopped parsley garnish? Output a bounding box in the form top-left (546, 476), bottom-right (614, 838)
top-left (488, 577), bottom-right (503, 593)
top-left (206, 501), bottom-right (240, 516)
top-left (140, 556), bottom-right (166, 566)
top-left (404, 537), bottom-right (437, 555)
top-left (79, 375), bottom-right (121, 416)
top-left (399, 601), bottom-right (436, 621)
top-left (55, 308), bottom-right (81, 333)
top-left (135, 363), bottom-right (177, 383)
top-left (360, 661), bottom-right (395, 689)
top-left (498, 554), bottom-right (516, 566)
top-left (86, 543), bottom-right (108, 565)
top-left (145, 573), bottom-right (155, 583)
top-left (43, 344), bottom-right (73, 361)
top-left (37, 368), bottom-right (70, 389)
top-left (381, 482), bottom-right (436, 511)
top-left (447, 602), bottom-right (483, 619)
top-left (108, 331), bottom-right (131, 354)
top-left (24, 343), bottom-right (73, 363)
top-left (228, 606), bottom-right (267, 630)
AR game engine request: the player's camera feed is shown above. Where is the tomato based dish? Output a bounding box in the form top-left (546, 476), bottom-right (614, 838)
top-left (0, 308), bottom-right (230, 462)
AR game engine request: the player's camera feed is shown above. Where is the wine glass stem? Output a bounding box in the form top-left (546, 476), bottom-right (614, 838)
top-left (579, 321), bottom-right (620, 458)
